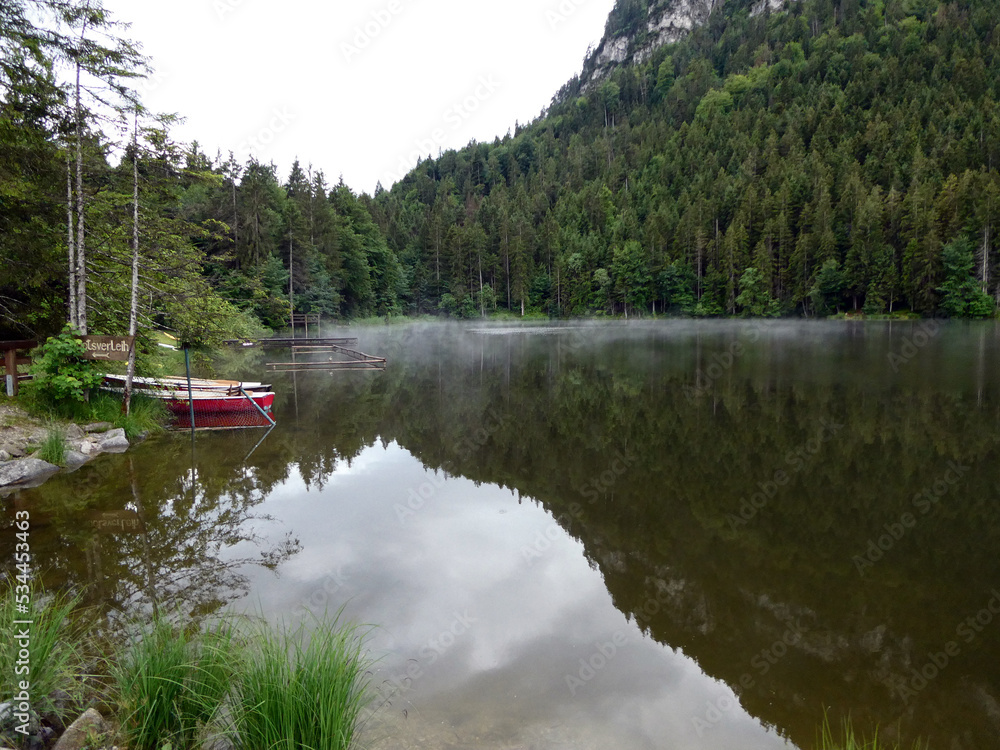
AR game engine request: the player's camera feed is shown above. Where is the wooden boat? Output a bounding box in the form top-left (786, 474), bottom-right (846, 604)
top-left (153, 389), bottom-right (276, 416)
top-left (102, 373), bottom-right (272, 394)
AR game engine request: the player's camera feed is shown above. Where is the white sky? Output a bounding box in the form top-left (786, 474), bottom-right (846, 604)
top-left (98, 0), bottom-right (616, 195)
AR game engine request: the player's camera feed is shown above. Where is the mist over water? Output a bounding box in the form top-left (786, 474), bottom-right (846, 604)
top-left (6, 320), bottom-right (1000, 749)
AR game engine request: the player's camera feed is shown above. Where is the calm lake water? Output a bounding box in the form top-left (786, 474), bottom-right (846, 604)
top-left (4, 320), bottom-right (1000, 749)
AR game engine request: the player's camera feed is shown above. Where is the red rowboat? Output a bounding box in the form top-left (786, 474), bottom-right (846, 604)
top-left (159, 390), bottom-right (275, 415)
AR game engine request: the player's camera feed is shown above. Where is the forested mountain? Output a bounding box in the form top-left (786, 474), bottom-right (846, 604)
top-left (373, 0), bottom-right (1000, 318)
top-left (2, 0), bottom-right (999, 340)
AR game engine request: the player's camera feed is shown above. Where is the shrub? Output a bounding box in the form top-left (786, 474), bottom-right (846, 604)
top-left (23, 327), bottom-right (105, 409)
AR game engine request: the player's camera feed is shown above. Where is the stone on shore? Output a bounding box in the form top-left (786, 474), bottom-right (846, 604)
top-left (98, 428), bottom-right (129, 453)
top-left (0, 458), bottom-right (60, 488)
top-left (63, 450), bottom-right (90, 469)
top-left (52, 708), bottom-right (109, 750)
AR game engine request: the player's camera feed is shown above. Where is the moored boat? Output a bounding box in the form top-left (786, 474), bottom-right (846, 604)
top-left (102, 373), bottom-right (272, 394)
top-left (156, 389), bottom-right (276, 415)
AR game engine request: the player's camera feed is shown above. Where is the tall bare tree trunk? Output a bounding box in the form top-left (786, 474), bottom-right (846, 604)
top-left (289, 228), bottom-right (294, 338)
top-left (124, 113), bottom-right (140, 415)
top-left (66, 151), bottom-right (76, 327)
top-left (981, 223), bottom-right (991, 295)
top-left (478, 253), bottom-right (484, 317)
top-left (74, 60), bottom-right (87, 334)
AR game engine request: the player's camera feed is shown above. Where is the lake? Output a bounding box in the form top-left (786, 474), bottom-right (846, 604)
top-left (5, 320), bottom-right (1000, 749)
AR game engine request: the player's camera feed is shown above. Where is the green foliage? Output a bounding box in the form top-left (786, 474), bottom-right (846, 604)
top-left (225, 615), bottom-right (372, 750)
top-left (111, 616), bottom-right (241, 750)
top-left (0, 585), bottom-right (87, 726)
top-left (24, 328), bottom-right (105, 406)
top-left (658, 263), bottom-right (697, 314)
top-left (93, 393), bottom-right (169, 440)
top-left (37, 423), bottom-right (67, 465)
top-left (736, 267), bottom-right (779, 317)
top-left (811, 260), bottom-right (848, 316)
top-left (936, 238), bottom-right (996, 318)
top-left (815, 714), bottom-right (926, 750)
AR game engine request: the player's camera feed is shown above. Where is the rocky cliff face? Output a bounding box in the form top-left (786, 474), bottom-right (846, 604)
top-left (579, 0), bottom-right (793, 89)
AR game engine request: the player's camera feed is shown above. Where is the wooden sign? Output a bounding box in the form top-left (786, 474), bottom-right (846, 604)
top-left (80, 336), bottom-right (134, 362)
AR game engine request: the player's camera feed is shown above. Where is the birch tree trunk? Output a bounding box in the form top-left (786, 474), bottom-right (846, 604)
top-left (66, 151), bottom-right (76, 328)
top-left (123, 113), bottom-right (140, 415)
top-left (74, 59), bottom-right (87, 334)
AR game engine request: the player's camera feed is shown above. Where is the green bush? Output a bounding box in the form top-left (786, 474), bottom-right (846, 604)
top-left (23, 327), bottom-right (105, 408)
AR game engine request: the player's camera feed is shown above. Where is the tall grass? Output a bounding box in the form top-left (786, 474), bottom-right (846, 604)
top-left (37, 424), bottom-right (67, 465)
top-left (816, 714), bottom-right (926, 750)
top-left (0, 585), bottom-right (87, 724)
top-left (19, 391), bottom-right (169, 440)
top-left (226, 616), bottom-right (373, 750)
top-left (88, 393), bottom-right (169, 440)
top-left (110, 616), bottom-right (241, 750)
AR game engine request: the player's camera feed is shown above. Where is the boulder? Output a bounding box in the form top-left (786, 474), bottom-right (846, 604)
top-left (0, 459), bottom-right (59, 488)
top-left (78, 440), bottom-right (99, 456)
top-left (98, 428), bottom-right (129, 454)
top-left (63, 450), bottom-right (90, 469)
top-left (52, 708), bottom-right (109, 750)
top-left (65, 424), bottom-right (85, 440)
top-left (83, 422), bottom-right (113, 434)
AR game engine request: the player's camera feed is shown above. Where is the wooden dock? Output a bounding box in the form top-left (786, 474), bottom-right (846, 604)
top-left (264, 342), bottom-right (386, 373)
top-left (224, 337), bottom-right (359, 348)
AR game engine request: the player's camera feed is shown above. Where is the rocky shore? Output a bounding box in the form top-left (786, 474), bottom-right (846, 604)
top-left (0, 403), bottom-right (135, 493)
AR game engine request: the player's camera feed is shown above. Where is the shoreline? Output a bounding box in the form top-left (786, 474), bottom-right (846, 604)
top-left (0, 402), bottom-right (140, 494)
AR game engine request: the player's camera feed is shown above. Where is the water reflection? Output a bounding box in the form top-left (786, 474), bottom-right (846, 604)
top-left (1, 429), bottom-right (300, 627)
top-left (4, 321), bottom-right (1000, 748)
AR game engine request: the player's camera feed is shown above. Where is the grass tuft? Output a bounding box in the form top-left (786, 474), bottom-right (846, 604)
top-left (110, 615), bottom-right (241, 750)
top-left (37, 423), bottom-right (68, 465)
top-left (84, 392), bottom-right (169, 440)
top-left (0, 585), bottom-right (88, 725)
top-left (816, 713), bottom-right (927, 750)
top-left (226, 614), bottom-right (373, 750)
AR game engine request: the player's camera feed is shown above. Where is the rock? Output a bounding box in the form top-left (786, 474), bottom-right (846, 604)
top-left (65, 424), bottom-right (85, 440)
top-left (0, 459), bottom-right (60, 488)
top-left (0, 444), bottom-right (25, 458)
top-left (83, 422), bottom-right (113, 434)
top-left (98, 428), bottom-right (129, 454)
top-left (78, 440), bottom-right (99, 456)
top-left (52, 709), bottom-right (109, 750)
top-left (0, 450), bottom-right (9, 462)
top-left (63, 451), bottom-right (89, 469)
